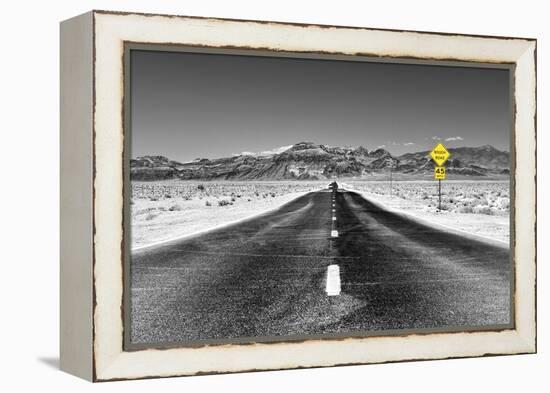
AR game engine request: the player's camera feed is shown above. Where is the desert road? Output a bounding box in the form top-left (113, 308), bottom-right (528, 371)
top-left (130, 188), bottom-right (511, 345)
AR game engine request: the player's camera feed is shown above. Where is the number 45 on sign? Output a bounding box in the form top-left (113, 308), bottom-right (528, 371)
top-left (434, 166), bottom-right (446, 180)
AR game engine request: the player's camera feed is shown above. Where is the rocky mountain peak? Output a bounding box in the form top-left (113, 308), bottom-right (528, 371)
top-left (288, 142), bottom-right (318, 151)
top-left (369, 148), bottom-right (390, 158)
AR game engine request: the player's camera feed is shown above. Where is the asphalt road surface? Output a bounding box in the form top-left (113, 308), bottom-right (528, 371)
top-left (130, 188), bottom-right (511, 345)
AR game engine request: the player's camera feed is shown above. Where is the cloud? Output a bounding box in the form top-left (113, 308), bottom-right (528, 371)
top-left (234, 145), bottom-right (293, 157)
top-left (432, 136), bottom-right (442, 140)
top-left (377, 144), bottom-right (386, 149)
top-left (260, 144), bottom-right (293, 156)
top-left (445, 136), bottom-right (464, 141)
top-left (403, 142), bottom-right (415, 146)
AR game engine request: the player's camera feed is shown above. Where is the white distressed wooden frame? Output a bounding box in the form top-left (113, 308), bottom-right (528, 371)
top-left (60, 10), bottom-right (536, 382)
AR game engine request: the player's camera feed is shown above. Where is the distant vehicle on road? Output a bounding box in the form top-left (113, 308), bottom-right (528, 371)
top-left (328, 181), bottom-right (338, 190)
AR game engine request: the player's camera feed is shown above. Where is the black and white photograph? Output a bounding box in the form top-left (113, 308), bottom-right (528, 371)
top-left (127, 47), bottom-right (513, 347)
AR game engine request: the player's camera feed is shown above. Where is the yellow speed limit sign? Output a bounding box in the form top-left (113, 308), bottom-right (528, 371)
top-left (434, 166), bottom-right (446, 180)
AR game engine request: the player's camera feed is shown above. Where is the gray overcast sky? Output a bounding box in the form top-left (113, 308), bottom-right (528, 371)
top-left (131, 50), bottom-right (510, 162)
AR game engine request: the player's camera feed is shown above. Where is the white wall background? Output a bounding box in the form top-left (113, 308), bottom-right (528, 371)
top-left (1, 0), bottom-right (546, 391)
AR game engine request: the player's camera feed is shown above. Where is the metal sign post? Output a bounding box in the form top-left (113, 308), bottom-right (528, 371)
top-left (388, 158), bottom-right (396, 198)
top-left (438, 179), bottom-right (441, 212)
top-left (390, 164), bottom-right (393, 198)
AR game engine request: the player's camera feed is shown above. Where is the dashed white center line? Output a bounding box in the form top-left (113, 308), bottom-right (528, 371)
top-left (332, 217), bottom-right (336, 221)
top-left (331, 230), bottom-right (339, 237)
top-left (326, 264), bottom-right (341, 296)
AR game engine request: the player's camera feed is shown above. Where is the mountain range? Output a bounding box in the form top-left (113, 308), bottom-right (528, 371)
top-left (130, 142), bottom-right (510, 181)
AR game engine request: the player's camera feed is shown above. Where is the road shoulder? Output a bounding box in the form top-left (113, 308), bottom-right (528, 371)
top-left (351, 190), bottom-right (509, 249)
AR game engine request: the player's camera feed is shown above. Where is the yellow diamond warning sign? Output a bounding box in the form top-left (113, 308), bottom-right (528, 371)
top-left (430, 143), bottom-right (450, 166)
top-left (434, 166), bottom-right (446, 180)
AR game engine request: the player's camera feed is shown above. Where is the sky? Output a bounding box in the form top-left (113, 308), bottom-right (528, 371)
top-left (130, 49), bottom-right (511, 163)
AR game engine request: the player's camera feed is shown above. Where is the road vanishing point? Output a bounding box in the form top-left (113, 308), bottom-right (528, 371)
top-left (130, 187), bottom-right (511, 346)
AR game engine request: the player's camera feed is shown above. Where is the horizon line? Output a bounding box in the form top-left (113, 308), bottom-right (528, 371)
top-left (131, 142), bottom-right (509, 162)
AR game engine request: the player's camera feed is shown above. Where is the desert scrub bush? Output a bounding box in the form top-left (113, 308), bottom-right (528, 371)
top-left (218, 199), bottom-right (231, 207)
top-left (458, 205), bottom-right (474, 214)
top-left (496, 197), bottom-right (510, 210)
top-left (473, 205), bottom-right (494, 215)
top-left (197, 184), bottom-right (205, 191)
top-left (134, 207), bottom-right (157, 215)
top-left (168, 204), bottom-right (183, 211)
top-left (205, 200), bottom-right (212, 206)
top-left (145, 212), bottom-right (158, 221)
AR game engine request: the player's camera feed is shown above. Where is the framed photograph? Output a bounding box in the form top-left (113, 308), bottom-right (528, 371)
top-left (60, 10), bottom-right (537, 381)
